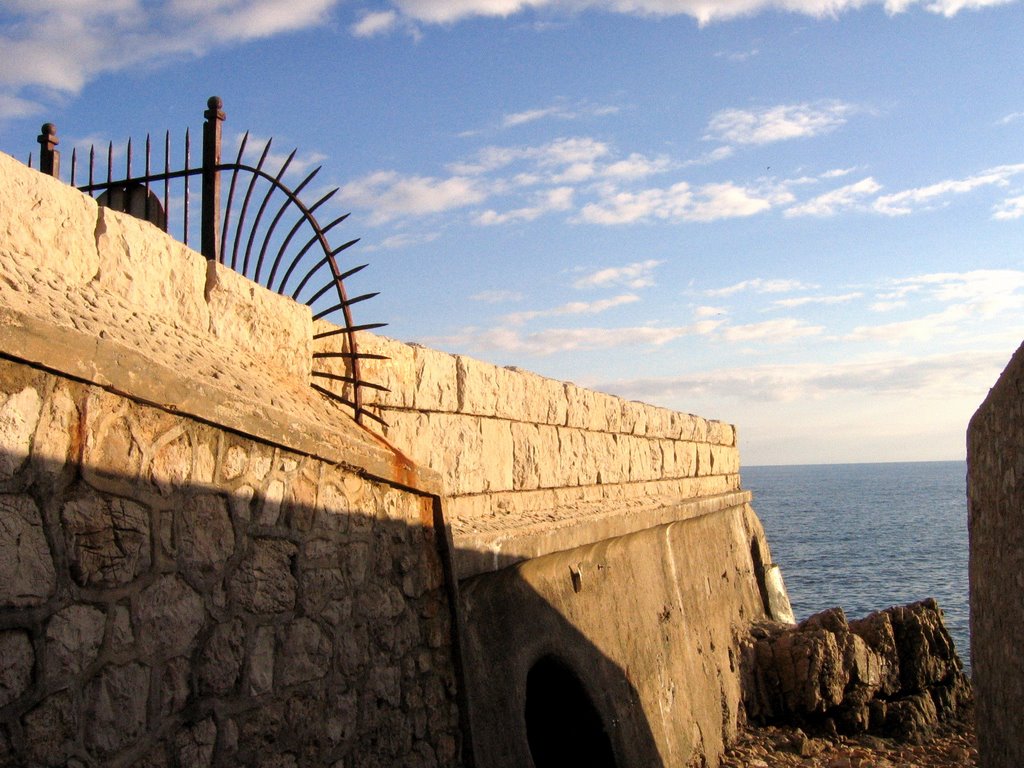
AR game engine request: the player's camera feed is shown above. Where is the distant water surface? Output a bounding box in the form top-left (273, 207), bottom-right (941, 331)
top-left (743, 461), bottom-right (970, 672)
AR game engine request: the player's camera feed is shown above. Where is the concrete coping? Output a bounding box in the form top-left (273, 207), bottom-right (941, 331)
top-left (453, 490), bottom-right (753, 578)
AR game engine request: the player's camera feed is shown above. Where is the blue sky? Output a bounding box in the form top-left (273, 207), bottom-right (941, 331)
top-left (2, 0), bottom-right (1023, 465)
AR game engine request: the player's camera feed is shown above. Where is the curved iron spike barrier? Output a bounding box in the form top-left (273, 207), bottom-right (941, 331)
top-left (32, 98), bottom-right (387, 427)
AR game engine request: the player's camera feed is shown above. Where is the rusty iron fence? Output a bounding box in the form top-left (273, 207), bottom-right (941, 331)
top-left (28, 97), bottom-right (387, 426)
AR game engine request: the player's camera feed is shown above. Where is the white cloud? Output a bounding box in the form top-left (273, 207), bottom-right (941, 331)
top-left (362, 231), bottom-right (440, 251)
top-left (475, 186), bottom-right (574, 225)
top-left (503, 293), bottom-right (640, 324)
top-left (497, 101), bottom-right (619, 128)
top-left (694, 305), bottom-right (728, 319)
top-left (993, 195), bottom-right (1024, 220)
top-left (722, 317), bottom-right (824, 343)
top-left (997, 111), bottom-right (1024, 126)
top-left (821, 167), bottom-right (856, 178)
top-left (0, 93), bottom-right (41, 121)
top-left (1, 0), bottom-right (1015, 117)
top-left (772, 292), bottom-right (863, 308)
top-left (502, 106), bottom-right (565, 128)
top-left (351, 10), bottom-right (399, 36)
top-left (578, 180), bottom-right (788, 224)
top-left (714, 47), bottom-right (760, 62)
top-left (785, 177), bottom-right (882, 217)
top-left (706, 278), bottom-right (815, 297)
top-left (846, 305), bottom-right (972, 343)
top-left (0, 0), bottom-right (340, 103)
top-left (894, 269), bottom-right (1024, 317)
top-left (704, 101), bottom-right (855, 146)
top-left (873, 163), bottom-right (1024, 215)
top-left (918, 0), bottom-right (1017, 16)
top-left (572, 259), bottom-right (663, 289)
top-left (391, 0), bottom-right (1016, 26)
top-left (603, 153), bottom-right (673, 180)
top-left (601, 349), bottom-right (1008, 406)
top-left (683, 146), bottom-right (736, 167)
top-left (426, 323), bottom-right (700, 356)
top-left (337, 170), bottom-right (487, 224)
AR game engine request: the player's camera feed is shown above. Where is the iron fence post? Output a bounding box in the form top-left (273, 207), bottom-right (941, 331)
top-left (202, 97), bottom-right (225, 261)
top-left (37, 123), bottom-right (60, 179)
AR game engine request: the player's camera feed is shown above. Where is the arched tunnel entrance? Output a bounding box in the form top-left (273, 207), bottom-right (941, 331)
top-left (524, 655), bottom-right (618, 768)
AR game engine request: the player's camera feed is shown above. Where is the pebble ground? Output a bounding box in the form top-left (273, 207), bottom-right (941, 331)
top-left (721, 709), bottom-right (977, 768)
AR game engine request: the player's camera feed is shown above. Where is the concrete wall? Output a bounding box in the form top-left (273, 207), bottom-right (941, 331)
top-left (0, 152), bottom-right (462, 767)
top-left (968, 339), bottom-right (1024, 768)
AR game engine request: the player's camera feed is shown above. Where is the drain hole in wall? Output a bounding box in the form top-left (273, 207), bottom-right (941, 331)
top-left (524, 655), bottom-right (618, 768)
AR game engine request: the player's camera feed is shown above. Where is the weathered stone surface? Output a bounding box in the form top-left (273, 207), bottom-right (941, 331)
top-left (175, 717), bottom-right (216, 768)
top-left (230, 538), bottom-right (297, 613)
top-left (249, 625), bottom-right (276, 696)
top-left (45, 604), bottom-right (105, 681)
top-left (0, 494), bottom-right (56, 606)
top-left (21, 690), bottom-right (78, 766)
top-left (178, 493), bottom-right (234, 579)
top-left (135, 575), bottom-right (205, 659)
top-left (206, 261), bottom-right (312, 384)
top-left (743, 601), bottom-right (970, 741)
top-left (85, 661), bottom-right (149, 755)
top-left (0, 630), bottom-right (34, 708)
top-left (0, 387), bottom-right (41, 479)
top-left (0, 153), bottom-right (100, 286)
top-left (278, 618), bottom-right (332, 687)
top-left (160, 656), bottom-right (191, 717)
top-left (95, 206), bottom-right (211, 332)
top-left (198, 618), bottom-right (245, 695)
top-left (62, 490), bottom-right (151, 587)
top-left (31, 386), bottom-right (77, 473)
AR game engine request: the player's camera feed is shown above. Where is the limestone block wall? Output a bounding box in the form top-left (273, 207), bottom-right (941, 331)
top-left (314, 326), bottom-right (743, 575)
top-left (968, 339), bottom-right (1024, 768)
top-left (0, 152), bottom-right (462, 767)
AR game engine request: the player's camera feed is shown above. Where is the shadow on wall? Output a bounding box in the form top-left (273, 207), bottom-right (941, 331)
top-left (0, 366), bottom-right (659, 767)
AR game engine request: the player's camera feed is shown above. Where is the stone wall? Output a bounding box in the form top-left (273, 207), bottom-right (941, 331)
top-left (314, 330), bottom-right (743, 577)
top-left (968, 339), bottom-right (1024, 768)
top-left (0, 150), bottom-right (792, 768)
top-left (0, 152), bottom-right (462, 767)
top-left (0, 365), bottom-right (459, 767)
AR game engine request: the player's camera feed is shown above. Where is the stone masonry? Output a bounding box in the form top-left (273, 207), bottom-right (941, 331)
top-left (0, 365), bottom-right (459, 767)
top-left (968, 339), bottom-right (1024, 768)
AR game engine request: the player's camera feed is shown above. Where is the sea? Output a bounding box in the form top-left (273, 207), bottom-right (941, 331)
top-left (742, 460), bottom-right (971, 673)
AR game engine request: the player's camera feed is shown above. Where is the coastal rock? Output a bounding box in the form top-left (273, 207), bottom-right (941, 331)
top-left (743, 599), bottom-right (970, 741)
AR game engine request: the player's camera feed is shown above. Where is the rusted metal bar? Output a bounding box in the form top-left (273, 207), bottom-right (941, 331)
top-left (37, 123), bottom-right (59, 178)
top-left (202, 96), bottom-right (225, 261)
top-left (184, 129), bottom-right (191, 246)
top-left (163, 131), bottom-right (171, 232)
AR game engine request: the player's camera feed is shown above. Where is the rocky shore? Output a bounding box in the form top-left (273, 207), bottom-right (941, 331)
top-left (726, 599), bottom-right (976, 767)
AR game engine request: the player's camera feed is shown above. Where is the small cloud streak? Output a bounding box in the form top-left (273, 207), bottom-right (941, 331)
top-left (704, 101), bottom-right (856, 146)
top-left (471, 290), bottom-right (524, 303)
top-left (722, 317), bottom-right (824, 343)
top-left (573, 259), bottom-right (663, 289)
top-left (706, 278), bottom-right (815, 297)
top-left (337, 170), bottom-right (487, 224)
top-left (350, 10), bottom-right (399, 36)
top-left (502, 294), bottom-right (640, 324)
top-left (772, 292), bottom-right (863, 308)
top-left (785, 177), bottom-right (882, 217)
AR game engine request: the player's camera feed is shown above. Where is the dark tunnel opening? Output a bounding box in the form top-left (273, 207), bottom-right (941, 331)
top-left (524, 655), bottom-right (618, 768)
